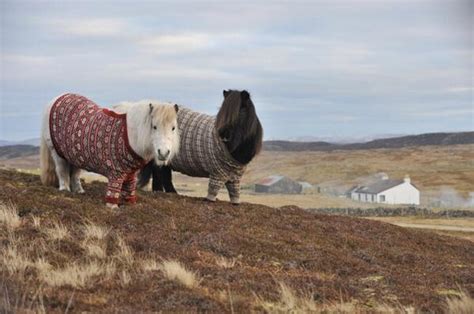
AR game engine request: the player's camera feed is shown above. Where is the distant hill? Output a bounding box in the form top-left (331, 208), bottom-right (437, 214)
top-left (1, 132), bottom-right (472, 159)
top-left (264, 131), bottom-right (474, 151)
top-left (0, 145), bottom-right (39, 160)
top-left (0, 138), bottom-right (40, 147)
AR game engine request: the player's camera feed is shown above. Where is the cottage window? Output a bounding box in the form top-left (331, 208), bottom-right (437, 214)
top-left (380, 195), bottom-right (386, 202)
top-left (371, 194), bottom-right (375, 202)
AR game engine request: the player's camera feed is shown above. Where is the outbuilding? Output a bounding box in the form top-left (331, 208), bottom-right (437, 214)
top-left (255, 175), bottom-right (302, 194)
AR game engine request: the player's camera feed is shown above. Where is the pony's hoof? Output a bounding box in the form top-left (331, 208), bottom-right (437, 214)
top-left (59, 187), bottom-right (71, 192)
top-left (203, 197), bottom-right (216, 202)
top-left (230, 198), bottom-right (240, 205)
top-left (106, 203), bottom-right (119, 210)
top-left (74, 188), bottom-right (85, 194)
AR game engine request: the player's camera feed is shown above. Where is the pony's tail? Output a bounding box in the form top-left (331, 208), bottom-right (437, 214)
top-left (137, 160), bottom-right (154, 189)
top-left (40, 136), bottom-right (58, 186)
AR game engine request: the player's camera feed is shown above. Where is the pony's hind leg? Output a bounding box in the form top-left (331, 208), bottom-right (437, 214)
top-left (50, 149), bottom-right (71, 191)
top-left (70, 166), bottom-right (85, 193)
top-left (225, 180), bottom-right (241, 205)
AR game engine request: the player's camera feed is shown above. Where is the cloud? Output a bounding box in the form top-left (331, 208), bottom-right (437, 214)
top-left (2, 54), bottom-right (52, 66)
top-left (444, 86), bottom-right (473, 93)
top-left (47, 18), bottom-right (127, 37)
top-left (320, 114), bottom-right (359, 122)
top-left (138, 33), bottom-right (212, 54)
top-left (405, 107), bottom-right (473, 118)
top-left (1, 0), bottom-right (472, 140)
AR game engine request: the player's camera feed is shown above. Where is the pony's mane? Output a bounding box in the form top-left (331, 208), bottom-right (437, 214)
top-left (115, 100), bottom-right (178, 161)
top-left (151, 103), bottom-right (178, 126)
top-left (114, 99), bottom-right (177, 128)
top-left (215, 90), bottom-right (263, 164)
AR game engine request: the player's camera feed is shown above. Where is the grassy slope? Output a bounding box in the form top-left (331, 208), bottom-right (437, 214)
top-left (0, 169), bottom-right (473, 312)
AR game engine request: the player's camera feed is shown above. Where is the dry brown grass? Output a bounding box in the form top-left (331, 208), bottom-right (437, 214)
top-left (160, 260), bottom-right (200, 288)
top-left (34, 257), bottom-right (52, 274)
top-left (83, 222), bottom-right (110, 240)
top-left (255, 282), bottom-right (318, 313)
top-left (141, 258), bottom-right (161, 272)
top-left (44, 222), bottom-right (69, 240)
top-left (215, 256), bottom-right (236, 269)
top-left (255, 282), bottom-right (416, 313)
top-left (1, 244), bottom-right (31, 275)
top-left (116, 235), bottom-right (134, 265)
top-left (0, 202), bottom-right (21, 229)
top-left (1, 170), bottom-right (473, 312)
top-left (40, 262), bottom-right (104, 288)
top-left (81, 222), bottom-right (109, 259)
top-left (445, 291), bottom-right (474, 314)
top-left (119, 270), bottom-right (131, 287)
top-left (31, 215), bottom-right (41, 228)
top-left (83, 242), bottom-right (107, 259)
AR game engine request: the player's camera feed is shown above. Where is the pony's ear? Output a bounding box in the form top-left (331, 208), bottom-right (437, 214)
top-left (240, 90), bottom-right (250, 108)
top-left (241, 90), bottom-right (250, 101)
top-left (223, 90), bottom-right (230, 98)
top-left (174, 104), bottom-right (179, 113)
top-left (149, 103), bottom-right (154, 115)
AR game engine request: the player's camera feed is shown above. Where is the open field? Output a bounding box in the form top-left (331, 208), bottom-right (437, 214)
top-left (2, 144), bottom-right (473, 207)
top-left (368, 217), bottom-right (474, 242)
top-left (244, 144), bottom-right (474, 196)
top-left (0, 169), bottom-right (473, 312)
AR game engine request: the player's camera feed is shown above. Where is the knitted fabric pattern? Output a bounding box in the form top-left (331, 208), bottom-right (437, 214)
top-left (49, 93), bottom-right (146, 204)
top-left (170, 107), bottom-right (246, 202)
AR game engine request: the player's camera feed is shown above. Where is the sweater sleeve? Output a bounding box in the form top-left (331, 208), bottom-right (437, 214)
top-left (206, 176), bottom-right (225, 201)
top-left (121, 172), bottom-right (138, 204)
top-left (105, 177), bottom-right (124, 204)
top-left (225, 179), bottom-right (241, 204)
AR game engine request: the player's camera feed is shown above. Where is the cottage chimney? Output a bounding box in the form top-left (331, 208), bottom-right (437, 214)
top-left (404, 175), bottom-right (411, 184)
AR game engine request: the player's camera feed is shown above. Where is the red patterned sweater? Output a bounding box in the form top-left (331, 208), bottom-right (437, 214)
top-left (49, 93), bottom-right (146, 204)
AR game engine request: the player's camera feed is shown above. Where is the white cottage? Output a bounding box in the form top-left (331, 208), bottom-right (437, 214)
top-left (350, 175), bottom-right (420, 205)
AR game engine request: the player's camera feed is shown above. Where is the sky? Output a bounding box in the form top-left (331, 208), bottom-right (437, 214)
top-left (1, 0), bottom-right (472, 141)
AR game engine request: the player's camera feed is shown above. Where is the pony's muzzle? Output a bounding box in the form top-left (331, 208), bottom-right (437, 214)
top-left (157, 149), bottom-right (170, 161)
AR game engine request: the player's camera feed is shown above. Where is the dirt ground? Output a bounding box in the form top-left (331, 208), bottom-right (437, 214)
top-left (0, 169), bottom-right (473, 312)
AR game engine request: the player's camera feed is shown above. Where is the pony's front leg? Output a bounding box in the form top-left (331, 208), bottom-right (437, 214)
top-left (105, 178), bottom-right (124, 209)
top-left (160, 166), bottom-right (177, 193)
top-left (206, 176), bottom-right (225, 202)
top-left (225, 180), bottom-right (241, 205)
top-left (121, 173), bottom-right (138, 205)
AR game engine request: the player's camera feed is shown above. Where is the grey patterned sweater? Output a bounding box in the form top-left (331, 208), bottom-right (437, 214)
top-left (170, 107), bottom-right (246, 203)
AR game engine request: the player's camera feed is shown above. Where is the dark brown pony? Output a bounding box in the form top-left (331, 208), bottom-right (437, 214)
top-left (138, 90), bottom-right (263, 197)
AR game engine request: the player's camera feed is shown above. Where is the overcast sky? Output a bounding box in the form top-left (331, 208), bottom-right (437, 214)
top-left (1, 0), bottom-right (472, 141)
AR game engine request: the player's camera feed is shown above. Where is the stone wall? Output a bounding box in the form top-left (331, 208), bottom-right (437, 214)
top-left (307, 206), bottom-right (474, 218)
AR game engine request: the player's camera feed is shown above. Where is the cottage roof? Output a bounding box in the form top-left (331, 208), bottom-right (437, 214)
top-left (355, 179), bottom-right (404, 194)
top-left (256, 175), bottom-right (285, 186)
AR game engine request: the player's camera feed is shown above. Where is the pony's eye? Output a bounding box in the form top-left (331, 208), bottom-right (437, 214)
top-left (172, 126), bottom-right (176, 131)
top-left (153, 126), bottom-right (157, 130)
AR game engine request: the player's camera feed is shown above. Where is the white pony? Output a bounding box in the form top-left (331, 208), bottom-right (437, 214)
top-left (40, 93), bottom-right (179, 208)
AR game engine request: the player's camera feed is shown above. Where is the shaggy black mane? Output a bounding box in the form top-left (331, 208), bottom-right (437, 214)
top-left (216, 90), bottom-right (263, 164)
